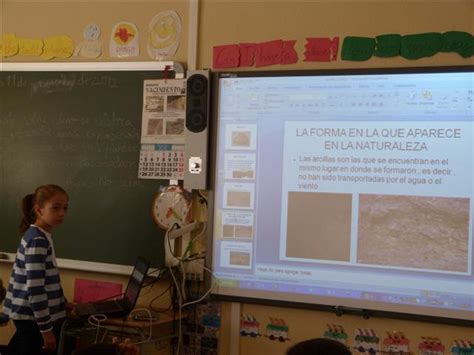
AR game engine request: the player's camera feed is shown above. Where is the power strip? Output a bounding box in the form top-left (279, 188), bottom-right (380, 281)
top-left (184, 258), bottom-right (204, 281)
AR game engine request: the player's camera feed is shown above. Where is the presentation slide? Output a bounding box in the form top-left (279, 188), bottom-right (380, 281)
top-left (211, 69), bottom-right (473, 322)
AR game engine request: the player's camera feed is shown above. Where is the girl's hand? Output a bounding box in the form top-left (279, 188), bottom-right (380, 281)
top-left (66, 302), bottom-right (78, 317)
top-left (41, 330), bottom-right (56, 352)
top-left (113, 337), bottom-right (138, 355)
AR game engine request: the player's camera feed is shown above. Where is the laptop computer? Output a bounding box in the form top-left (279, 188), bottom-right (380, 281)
top-left (75, 256), bottom-right (150, 319)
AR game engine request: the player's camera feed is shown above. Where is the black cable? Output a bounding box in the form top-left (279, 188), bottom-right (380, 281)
top-left (142, 268), bottom-right (168, 288)
top-left (149, 284), bottom-right (172, 313)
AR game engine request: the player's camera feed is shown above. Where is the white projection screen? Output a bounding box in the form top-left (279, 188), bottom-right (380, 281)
top-left (208, 66), bottom-right (474, 325)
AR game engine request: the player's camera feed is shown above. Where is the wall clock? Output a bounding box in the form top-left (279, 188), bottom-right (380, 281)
top-left (152, 185), bottom-right (192, 230)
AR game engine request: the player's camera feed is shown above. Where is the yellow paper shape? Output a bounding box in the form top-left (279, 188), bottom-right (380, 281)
top-left (0, 33), bottom-right (19, 58)
top-left (18, 38), bottom-right (44, 56)
top-left (42, 35), bottom-right (75, 59)
top-left (149, 15), bottom-right (177, 49)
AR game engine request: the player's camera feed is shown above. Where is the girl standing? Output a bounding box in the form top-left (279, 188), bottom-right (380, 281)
top-left (3, 184), bottom-right (69, 354)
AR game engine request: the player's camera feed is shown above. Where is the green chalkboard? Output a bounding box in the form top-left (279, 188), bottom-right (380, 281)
top-left (0, 64), bottom-right (178, 270)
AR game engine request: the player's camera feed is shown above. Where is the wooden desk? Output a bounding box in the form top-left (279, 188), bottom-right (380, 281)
top-left (58, 309), bottom-right (185, 355)
top-left (104, 309), bottom-right (183, 329)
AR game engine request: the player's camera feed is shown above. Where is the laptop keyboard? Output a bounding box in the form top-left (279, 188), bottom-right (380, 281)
top-left (94, 301), bottom-right (121, 312)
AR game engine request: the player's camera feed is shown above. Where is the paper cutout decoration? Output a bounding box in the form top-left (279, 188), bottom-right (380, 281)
top-left (441, 31), bottom-right (473, 58)
top-left (73, 278), bottom-right (123, 303)
top-left (304, 37), bottom-right (339, 62)
top-left (418, 337), bottom-right (445, 355)
top-left (18, 38), bottom-right (44, 57)
top-left (265, 317), bottom-right (289, 342)
top-left (382, 331), bottom-right (410, 354)
top-left (324, 324), bottom-right (348, 345)
top-left (110, 21), bottom-right (139, 58)
top-left (400, 32), bottom-right (442, 60)
top-left (76, 23), bottom-right (102, 59)
top-left (374, 34), bottom-right (401, 57)
top-left (240, 314), bottom-right (260, 337)
top-left (239, 43), bottom-right (257, 67)
top-left (353, 328), bottom-right (380, 354)
top-left (147, 10), bottom-right (182, 60)
top-left (281, 40), bottom-right (298, 65)
top-left (41, 35), bottom-right (75, 59)
top-left (451, 339), bottom-right (473, 354)
top-left (341, 36), bottom-right (375, 61)
top-left (256, 40), bottom-right (283, 67)
top-left (213, 44), bottom-right (240, 69)
top-left (213, 39), bottom-right (298, 68)
top-left (0, 33), bottom-right (19, 57)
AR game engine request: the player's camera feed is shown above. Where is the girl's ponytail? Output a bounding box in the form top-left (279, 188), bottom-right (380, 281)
top-left (18, 193), bottom-right (35, 235)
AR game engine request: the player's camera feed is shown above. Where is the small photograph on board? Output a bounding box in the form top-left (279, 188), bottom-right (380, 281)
top-left (165, 118), bottom-right (185, 135)
top-left (166, 95), bottom-right (186, 112)
top-left (285, 191), bottom-right (352, 262)
top-left (147, 119), bottom-right (163, 135)
top-left (357, 194), bottom-right (469, 273)
top-left (145, 95), bottom-right (165, 113)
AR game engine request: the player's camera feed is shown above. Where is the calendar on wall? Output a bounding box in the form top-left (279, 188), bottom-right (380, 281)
top-left (138, 144), bottom-right (185, 180)
top-left (138, 78), bottom-right (187, 180)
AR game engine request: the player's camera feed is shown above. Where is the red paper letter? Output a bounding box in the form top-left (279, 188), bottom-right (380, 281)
top-left (239, 43), bottom-right (256, 67)
top-left (213, 44), bottom-right (240, 69)
top-left (255, 40), bottom-right (282, 67)
top-left (281, 40), bottom-right (298, 64)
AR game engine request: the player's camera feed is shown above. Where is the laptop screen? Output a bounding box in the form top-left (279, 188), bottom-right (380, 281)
top-left (124, 257), bottom-right (149, 307)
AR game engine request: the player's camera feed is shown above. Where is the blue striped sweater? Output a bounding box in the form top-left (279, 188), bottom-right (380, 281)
top-left (3, 225), bottom-right (66, 332)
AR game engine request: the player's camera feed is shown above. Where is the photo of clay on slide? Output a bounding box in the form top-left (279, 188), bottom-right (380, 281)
top-left (230, 251), bottom-right (251, 266)
top-left (231, 130), bottom-right (251, 147)
top-left (286, 192), bottom-right (352, 262)
top-left (227, 190), bottom-right (252, 208)
top-left (357, 194), bottom-right (470, 272)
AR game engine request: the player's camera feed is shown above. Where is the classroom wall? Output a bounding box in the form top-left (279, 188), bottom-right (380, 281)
top-left (198, 0), bottom-right (473, 70)
top-left (1, 1), bottom-right (473, 354)
top-left (0, 0), bottom-right (189, 63)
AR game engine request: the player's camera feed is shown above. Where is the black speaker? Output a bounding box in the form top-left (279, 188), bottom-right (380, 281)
top-left (184, 70), bottom-right (210, 190)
